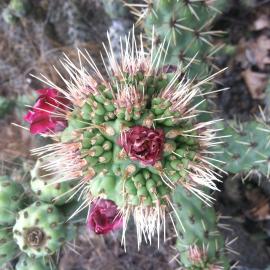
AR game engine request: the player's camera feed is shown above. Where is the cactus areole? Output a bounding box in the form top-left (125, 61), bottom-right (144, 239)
top-left (25, 227), bottom-right (46, 247)
top-left (27, 30), bottom-right (224, 247)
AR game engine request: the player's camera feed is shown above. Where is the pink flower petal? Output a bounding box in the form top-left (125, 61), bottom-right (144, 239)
top-left (29, 118), bottom-right (56, 134)
top-left (24, 88), bottom-right (69, 135)
top-left (87, 199), bottom-right (122, 235)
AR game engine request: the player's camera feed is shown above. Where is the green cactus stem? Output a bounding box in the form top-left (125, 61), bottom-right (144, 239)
top-left (15, 254), bottom-right (56, 270)
top-left (29, 30), bottom-right (224, 248)
top-left (31, 159), bottom-right (76, 205)
top-left (173, 186), bottom-right (230, 269)
top-left (216, 119), bottom-right (270, 178)
top-left (0, 177), bottom-right (25, 226)
top-left (125, 0), bottom-right (228, 78)
top-left (13, 202), bottom-right (66, 258)
top-left (0, 227), bottom-right (19, 265)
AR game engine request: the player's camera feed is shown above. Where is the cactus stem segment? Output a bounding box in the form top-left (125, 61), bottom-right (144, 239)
top-left (30, 29), bottom-right (225, 248)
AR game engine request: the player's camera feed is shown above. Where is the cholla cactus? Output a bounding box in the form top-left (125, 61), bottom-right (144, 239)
top-left (125, 0), bottom-right (228, 78)
top-left (173, 186), bottom-right (230, 269)
top-left (216, 116), bottom-right (270, 179)
top-left (26, 30), bottom-right (225, 248)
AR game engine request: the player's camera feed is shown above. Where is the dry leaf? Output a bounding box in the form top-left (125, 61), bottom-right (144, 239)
top-left (245, 183), bottom-right (270, 221)
top-left (253, 14), bottom-right (269, 31)
top-left (247, 198), bottom-right (270, 221)
top-left (242, 69), bottom-right (268, 99)
top-left (251, 35), bottom-right (270, 70)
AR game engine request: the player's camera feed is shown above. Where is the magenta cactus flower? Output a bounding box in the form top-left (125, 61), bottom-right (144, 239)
top-left (24, 88), bottom-right (69, 134)
top-left (118, 126), bottom-right (164, 166)
top-left (87, 199), bottom-right (123, 235)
